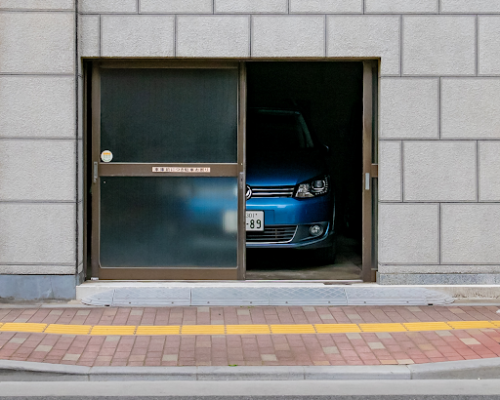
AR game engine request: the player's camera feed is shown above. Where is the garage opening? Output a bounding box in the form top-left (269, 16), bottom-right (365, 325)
top-left (245, 62), bottom-right (365, 281)
top-left (85, 60), bottom-right (377, 282)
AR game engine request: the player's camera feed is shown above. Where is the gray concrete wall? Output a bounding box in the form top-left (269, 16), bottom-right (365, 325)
top-left (0, 0), bottom-right (79, 299)
top-left (1, 0), bottom-right (500, 297)
top-left (76, 0), bottom-right (500, 284)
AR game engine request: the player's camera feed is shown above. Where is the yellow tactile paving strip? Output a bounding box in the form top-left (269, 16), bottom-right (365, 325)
top-left (45, 324), bottom-right (92, 335)
top-left (181, 325), bottom-right (225, 335)
top-left (359, 323), bottom-right (407, 332)
top-left (90, 326), bottom-right (137, 336)
top-left (447, 321), bottom-right (497, 330)
top-left (136, 326), bottom-right (181, 335)
top-left (271, 324), bottom-right (316, 334)
top-left (315, 324), bottom-right (361, 333)
top-left (403, 322), bottom-right (451, 331)
top-left (0, 323), bottom-right (47, 333)
top-left (0, 321), bottom-right (499, 336)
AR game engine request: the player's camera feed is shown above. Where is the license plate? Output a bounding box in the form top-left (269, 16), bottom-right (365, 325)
top-left (246, 211), bottom-right (264, 231)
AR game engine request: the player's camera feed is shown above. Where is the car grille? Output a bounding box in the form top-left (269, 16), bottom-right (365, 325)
top-left (249, 186), bottom-right (295, 198)
top-left (246, 225), bottom-right (297, 243)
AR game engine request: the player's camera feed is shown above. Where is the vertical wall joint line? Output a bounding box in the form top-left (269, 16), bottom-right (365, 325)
top-left (174, 15), bottom-right (178, 58)
top-left (438, 77), bottom-right (442, 139)
top-left (98, 15), bottom-right (102, 57)
top-left (324, 15), bottom-right (327, 58)
top-left (249, 15), bottom-right (252, 58)
top-left (438, 203), bottom-right (442, 265)
top-left (75, 0), bottom-right (80, 276)
top-left (476, 140), bottom-right (480, 202)
top-left (475, 15), bottom-right (479, 76)
top-left (137, 0), bottom-right (140, 14)
top-left (401, 141), bottom-right (405, 202)
top-left (399, 15), bottom-right (403, 77)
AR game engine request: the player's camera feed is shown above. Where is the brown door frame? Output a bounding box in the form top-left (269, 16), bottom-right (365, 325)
top-left (90, 60), bottom-right (246, 280)
top-left (362, 60), bottom-right (378, 282)
top-left (86, 59), bottom-right (377, 282)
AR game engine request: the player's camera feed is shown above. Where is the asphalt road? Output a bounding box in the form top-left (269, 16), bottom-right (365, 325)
top-left (1, 381), bottom-right (500, 398)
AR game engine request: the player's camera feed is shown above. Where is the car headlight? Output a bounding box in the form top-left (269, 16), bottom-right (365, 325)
top-left (295, 176), bottom-right (329, 198)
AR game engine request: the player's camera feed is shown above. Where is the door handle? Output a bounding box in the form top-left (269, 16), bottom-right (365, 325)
top-left (365, 172), bottom-right (370, 191)
top-left (239, 172), bottom-right (244, 190)
top-left (93, 162), bottom-right (98, 184)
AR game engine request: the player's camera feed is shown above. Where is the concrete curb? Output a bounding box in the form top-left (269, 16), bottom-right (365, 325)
top-left (78, 284), bottom-right (454, 307)
top-left (0, 358), bottom-right (500, 381)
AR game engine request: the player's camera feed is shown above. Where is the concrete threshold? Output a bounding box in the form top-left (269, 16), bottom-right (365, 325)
top-left (75, 281), bottom-right (500, 307)
top-left (1, 358), bottom-right (500, 381)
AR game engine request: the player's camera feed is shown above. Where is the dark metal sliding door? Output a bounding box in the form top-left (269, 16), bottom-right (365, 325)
top-left (91, 62), bottom-right (246, 280)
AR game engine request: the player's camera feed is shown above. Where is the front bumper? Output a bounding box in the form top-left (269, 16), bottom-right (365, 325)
top-left (246, 195), bottom-right (334, 249)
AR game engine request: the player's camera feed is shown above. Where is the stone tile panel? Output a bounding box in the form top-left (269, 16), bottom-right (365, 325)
top-left (379, 141), bottom-right (402, 201)
top-left (141, 0), bottom-right (212, 14)
top-left (101, 16), bottom-right (174, 57)
top-left (79, 0), bottom-right (137, 13)
top-left (0, 76), bottom-right (75, 139)
top-left (177, 16), bottom-right (250, 57)
top-left (0, 265), bottom-right (75, 274)
top-left (379, 265), bottom-right (500, 274)
top-left (79, 15), bottom-right (100, 57)
top-left (327, 16), bottom-right (400, 76)
top-left (442, 204), bottom-right (500, 264)
top-left (403, 16), bottom-right (475, 76)
top-left (216, 0), bottom-right (287, 14)
top-left (441, 0), bottom-right (500, 13)
top-left (378, 273), bottom-right (498, 285)
top-left (478, 141), bottom-right (500, 201)
top-left (365, 0), bottom-right (438, 14)
top-left (380, 78), bottom-right (439, 139)
top-left (0, 0), bottom-right (74, 10)
top-left (403, 141), bottom-right (476, 201)
top-left (379, 204), bottom-right (439, 264)
top-left (0, 140), bottom-right (76, 202)
top-left (0, 203), bottom-right (76, 264)
top-left (442, 78), bottom-right (500, 139)
top-left (252, 16), bottom-right (324, 58)
top-left (0, 12), bottom-right (74, 74)
top-left (290, 0), bottom-right (363, 14)
top-left (478, 17), bottom-right (500, 75)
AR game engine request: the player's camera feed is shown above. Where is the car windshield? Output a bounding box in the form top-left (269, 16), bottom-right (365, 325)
top-left (247, 110), bottom-right (315, 153)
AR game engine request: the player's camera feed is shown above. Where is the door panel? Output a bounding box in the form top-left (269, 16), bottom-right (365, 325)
top-left (99, 177), bottom-right (238, 268)
top-left (91, 62), bottom-right (245, 280)
top-left (100, 68), bottom-right (238, 164)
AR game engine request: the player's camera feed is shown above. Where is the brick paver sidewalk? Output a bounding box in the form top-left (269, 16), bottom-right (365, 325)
top-left (0, 305), bottom-right (499, 367)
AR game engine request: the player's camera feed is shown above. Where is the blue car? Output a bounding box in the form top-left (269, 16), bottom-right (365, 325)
top-left (246, 108), bottom-right (336, 262)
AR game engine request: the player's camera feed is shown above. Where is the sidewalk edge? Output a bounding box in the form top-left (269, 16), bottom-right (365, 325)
top-left (0, 358), bottom-right (499, 381)
top-left (408, 357), bottom-right (500, 379)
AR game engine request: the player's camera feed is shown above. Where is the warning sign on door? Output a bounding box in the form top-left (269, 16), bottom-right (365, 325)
top-left (152, 167), bottom-right (211, 173)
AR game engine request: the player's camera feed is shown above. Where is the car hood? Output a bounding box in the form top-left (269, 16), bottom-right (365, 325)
top-left (246, 150), bottom-right (328, 187)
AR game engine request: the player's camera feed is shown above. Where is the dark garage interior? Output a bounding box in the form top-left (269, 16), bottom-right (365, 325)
top-left (245, 62), bottom-right (364, 281)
